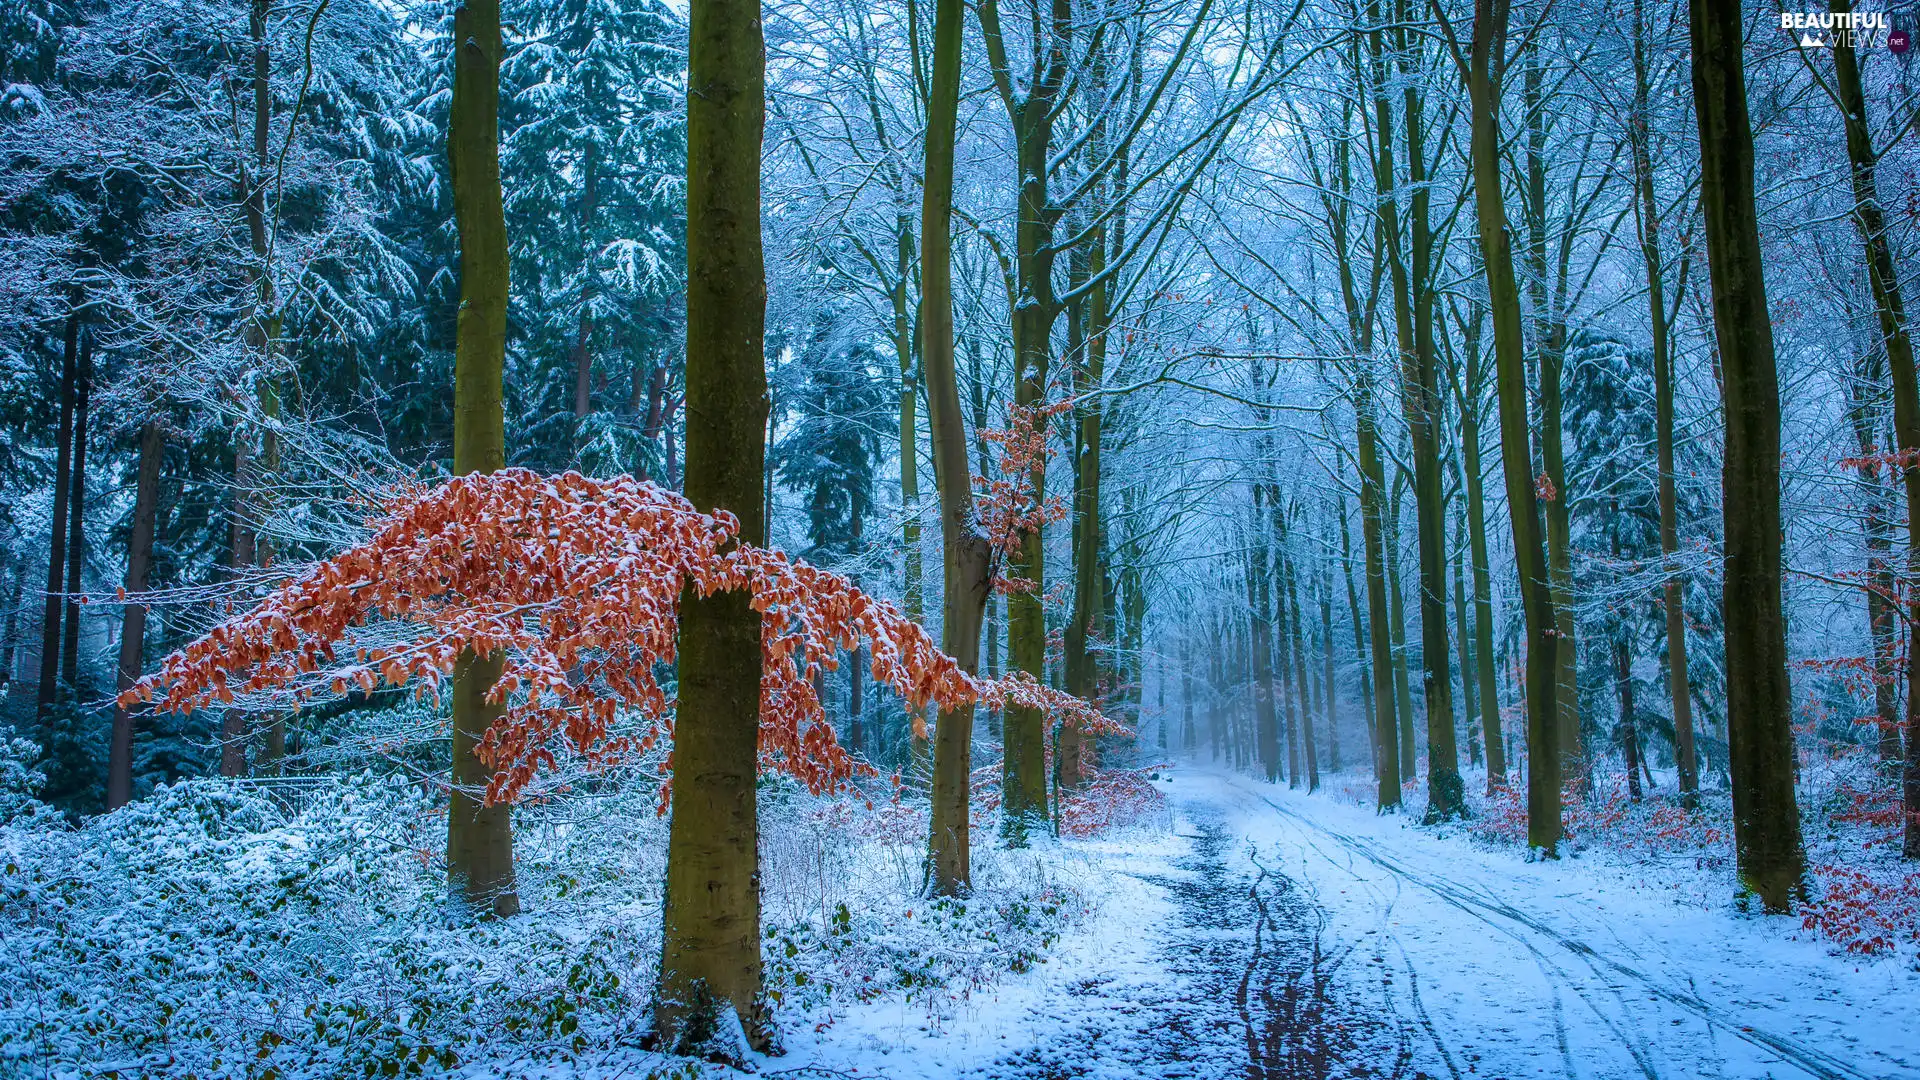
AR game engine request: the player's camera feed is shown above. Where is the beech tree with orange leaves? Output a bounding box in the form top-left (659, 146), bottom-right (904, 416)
top-left (124, 469), bottom-right (1105, 1053)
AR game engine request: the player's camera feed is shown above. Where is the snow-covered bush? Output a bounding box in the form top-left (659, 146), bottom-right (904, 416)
top-left (1799, 864), bottom-right (1920, 956)
top-left (764, 889), bottom-right (1075, 1017)
top-left (0, 738), bottom-right (54, 827)
top-left (757, 783), bottom-right (1086, 1025)
top-left (1794, 752), bottom-right (1920, 958)
top-left (0, 770), bottom-right (1085, 1078)
top-left (0, 772), bottom-right (664, 1078)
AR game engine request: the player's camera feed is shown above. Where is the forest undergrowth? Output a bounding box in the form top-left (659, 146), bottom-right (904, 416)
top-left (0, 740), bottom-right (1185, 1079)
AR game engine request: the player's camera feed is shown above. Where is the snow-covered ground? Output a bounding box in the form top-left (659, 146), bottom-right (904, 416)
top-left (1204, 772), bottom-right (1913, 1080)
top-left (745, 769), bottom-right (1914, 1079)
top-left (27, 768), bottom-right (1905, 1079)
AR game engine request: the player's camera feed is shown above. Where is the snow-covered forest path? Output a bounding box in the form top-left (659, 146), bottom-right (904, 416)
top-left (1183, 774), bottom-right (1910, 1080)
top-left (779, 771), bottom-right (1917, 1080)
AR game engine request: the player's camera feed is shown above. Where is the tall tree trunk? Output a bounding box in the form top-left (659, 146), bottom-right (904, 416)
top-left (1610, 507), bottom-right (1643, 801)
top-left (1286, 548), bottom-right (1320, 790)
top-left (107, 423), bottom-right (164, 809)
top-left (983, 0), bottom-right (1070, 842)
top-left (969, 347), bottom-right (1005, 742)
top-left (445, 0), bottom-right (519, 922)
top-left (1455, 305), bottom-right (1506, 788)
top-left (1469, 0), bottom-right (1560, 854)
top-left (921, 0), bottom-right (991, 895)
top-left (1208, 638), bottom-right (1226, 761)
top-left (1182, 638), bottom-right (1197, 751)
top-left (60, 332), bottom-right (89, 691)
top-left (1122, 509), bottom-right (1146, 735)
top-left (1691, 0), bottom-right (1805, 908)
top-left (1385, 484), bottom-right (1416, 782)
top-left (896, 219), bottom-right (928, 775)
top-left (1155, 654), bottom-right (1167, 749)
top-left (1323, 94), bottom-right (1385, 792)
top-left (1234, 619), bottom-right (1252, 770)
top-left (1452, 501), bottom-right (1479, 767)
top-left (1523, 51), bottom-right (1582, 790)
top-left (1358, 393), bottom-right (1401, 807)
top-left (1632, 0), bottom-right (1699, 805)
top-left (1617, 630), bottom-right (1641, 801)
top-left (656, 0), bottom-right (774, 1046)
top-left (1279, 554), bottom-right (1300, 788)
top-left (1342, 490), bottom-right (1382, 785)
top-left (1265, 476), bottom-right (1295, 785)
top-left (1247, 503), bottom-right (1281, 784)
top-left (1399, 0), bottom-right (1460, 819)
top-left (37, 307), bottom-right (77, 723)
top-left (1368, 0), bottom-right (1453, 809)
top-left (1830, 0), bottom-right (1920, 861)
top-left (1000, 189), bottom-right (1058, 839)
top-left (1062, 217), bottom-right (1105, 791)
top-left (1848, 359), bottom-right (1900, 773)
top-left (1001, 329), bottom-right (1053, 834)
top-left (1320, 556), bottom-right (1341, 771)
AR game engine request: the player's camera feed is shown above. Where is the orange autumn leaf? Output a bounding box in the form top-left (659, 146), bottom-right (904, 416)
top-left (127, 470), bottom-right (1111, 805)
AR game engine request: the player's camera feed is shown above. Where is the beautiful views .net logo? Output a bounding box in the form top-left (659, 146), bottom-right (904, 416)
top-left (1782, 8), bottom-right (1911, 52)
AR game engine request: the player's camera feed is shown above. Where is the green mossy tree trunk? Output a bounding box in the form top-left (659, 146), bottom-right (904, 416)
top-left (445, 0), bottom-right (518, 922)
top-left (980, 0), bottom-right (1071, 843)
top-left (921, 0), bottom-right (992, 896)
top-left (656, 0), bottom-right (775, 1048)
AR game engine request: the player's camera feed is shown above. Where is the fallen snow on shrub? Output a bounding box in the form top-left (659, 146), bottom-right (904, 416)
top-left (0, 771), bottom-right (1088, 1079)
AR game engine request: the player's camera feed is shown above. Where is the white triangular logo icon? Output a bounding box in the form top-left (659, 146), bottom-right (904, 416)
top-left (1802, 30), bottom-right (1823, 47)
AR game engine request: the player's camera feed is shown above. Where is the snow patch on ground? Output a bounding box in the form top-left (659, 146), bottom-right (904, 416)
top-left (1209, 769), bottom-right (1917, 1080)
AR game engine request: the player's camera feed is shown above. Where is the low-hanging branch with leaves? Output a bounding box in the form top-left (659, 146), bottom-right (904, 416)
top-left (123, 469), bottom-right (1109, 804)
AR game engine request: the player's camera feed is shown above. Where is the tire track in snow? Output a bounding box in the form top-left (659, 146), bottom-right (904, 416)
top-left (1240, 785), bottom-right (1875, 1080)
top-left (1239, 850), bottom-right (1423, 1079)
top-left (1254, 833), bottom-right (1459, 1080)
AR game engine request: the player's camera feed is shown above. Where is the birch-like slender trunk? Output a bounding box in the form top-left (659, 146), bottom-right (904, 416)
top-left (1631, 0), bottom-right (1699, 804)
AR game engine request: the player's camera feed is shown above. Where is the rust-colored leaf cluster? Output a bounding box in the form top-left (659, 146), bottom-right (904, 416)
top-left (976, 400), bottom-right (1072, 593)
top-left (125, 470), bottom-right (1107, 805)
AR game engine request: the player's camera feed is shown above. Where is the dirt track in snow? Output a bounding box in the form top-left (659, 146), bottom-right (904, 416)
top-left (966, 794), bottom-right (1437, 1080)
top-left (961, 772), bottom-right (1897, 1080)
